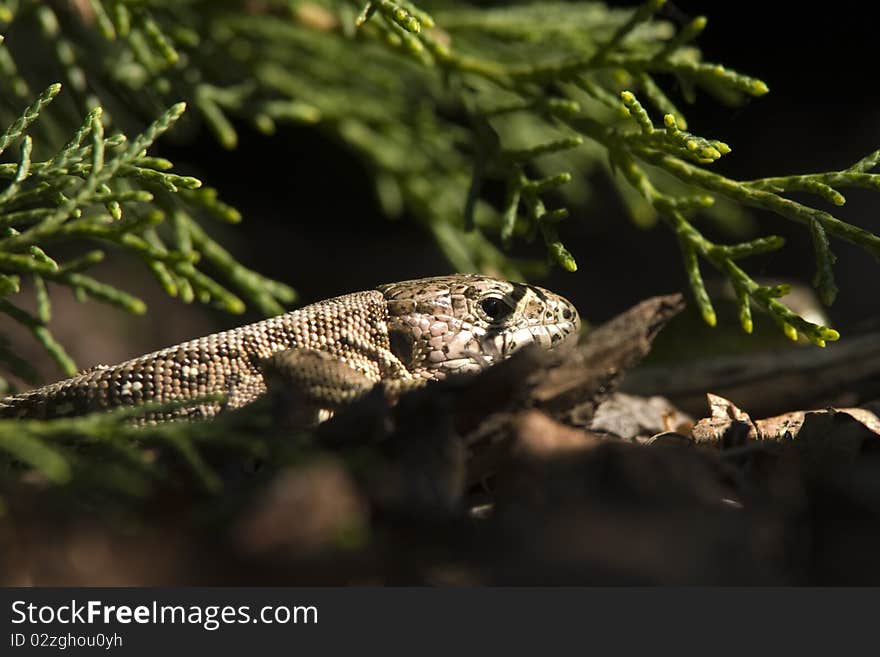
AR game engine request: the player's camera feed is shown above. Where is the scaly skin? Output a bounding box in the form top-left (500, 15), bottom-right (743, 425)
top-left (0, 275), bottom-right (580, 421)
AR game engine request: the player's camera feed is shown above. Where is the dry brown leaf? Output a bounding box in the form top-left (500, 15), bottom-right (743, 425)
top-left (692, 393), bottom-right (880, 465)
top-left (590, 393), bottom-right (692, 442)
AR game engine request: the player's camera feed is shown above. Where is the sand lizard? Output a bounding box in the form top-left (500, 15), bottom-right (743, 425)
top-left (0, 274), bottom-right (580, 422)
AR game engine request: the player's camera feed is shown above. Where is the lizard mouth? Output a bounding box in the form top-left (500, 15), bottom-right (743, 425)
top-left (423, 357), bottom-right (487, 378)
top-left (421, 317), bottom-right (580, 378)
top-left (499, 316), bottom-right (579, 355)
top-left (381, 274), bottom-right (581, 381)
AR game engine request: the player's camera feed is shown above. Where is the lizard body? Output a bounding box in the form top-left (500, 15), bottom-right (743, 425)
top-left (0, 274), bottom-right (580, 422)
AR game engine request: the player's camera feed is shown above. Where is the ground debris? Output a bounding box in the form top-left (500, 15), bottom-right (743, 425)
top-left (590, 393), bottom-right (693, 442)
top-left (692, 393), bottom-right (880, 467)
top-left (6, 295), bottom-right (880, 585)
top-left (233, 458), bottom-right (369, 558)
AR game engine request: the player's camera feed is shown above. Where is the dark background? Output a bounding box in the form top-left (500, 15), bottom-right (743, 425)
top-left (8, 1), bottom-right (880, 378)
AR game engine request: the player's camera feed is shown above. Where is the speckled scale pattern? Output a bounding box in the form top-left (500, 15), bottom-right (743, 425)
top-left (0, 290), bottom-right (390, 421)
top-left (380, 274), bottom-right (580, 380)
top-left (0, 275), bottom-right (581, 422)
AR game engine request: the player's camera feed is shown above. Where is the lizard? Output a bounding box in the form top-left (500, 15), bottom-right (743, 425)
top-left (0, 274), bottom-right (580, 423)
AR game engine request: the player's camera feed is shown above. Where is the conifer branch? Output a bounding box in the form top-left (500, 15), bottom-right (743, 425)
top-left (1, 0), bottom-right (879, 351)
top-left (0, 86), bottom-right (295, 386)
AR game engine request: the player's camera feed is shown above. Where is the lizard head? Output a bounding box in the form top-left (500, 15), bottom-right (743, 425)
top-left (379, 274), bottom-right (580, 380)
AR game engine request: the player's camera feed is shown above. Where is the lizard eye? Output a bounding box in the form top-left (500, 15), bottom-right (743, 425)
top-left (478, 296), bottom-right (514, 323)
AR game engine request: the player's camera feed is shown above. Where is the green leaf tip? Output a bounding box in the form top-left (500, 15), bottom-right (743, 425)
top-left (550, 242), bottom-right (577, 272)
top-left (0, 276), bottom-right (20, 296)
top-left (223, 297), bottom-right (247, 314)
top-left (392, 8), bottom-right (421, 34)
top-left (700, 146), bottom-right (721, 160)
top-left (356, 2), bottom-right (377, 27)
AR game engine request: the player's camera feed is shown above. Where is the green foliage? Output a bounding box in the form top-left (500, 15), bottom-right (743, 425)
top-left (2, 0), bottom-right (874, 344)
top-left (1, 0), bottom-right (880, 368)
top-left (0, 396), bottom-right (276, 503)
top-left (0, 81), bottom-right (295, 388)
top-left (608, 91), bottom-right (879, 346)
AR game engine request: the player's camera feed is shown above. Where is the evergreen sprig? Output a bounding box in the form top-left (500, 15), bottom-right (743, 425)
top-left (604, 91), bottom-right (880, 345)
top-left (1, 0), bottom-right (879, 346)
top-left (0, 394), bottom-right (274, 501)
top-left (0, 84), bottom-right (295, 389)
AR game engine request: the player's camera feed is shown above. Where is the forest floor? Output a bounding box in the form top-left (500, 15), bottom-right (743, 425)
top-left (3, 295), bottom-right (880, 585)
